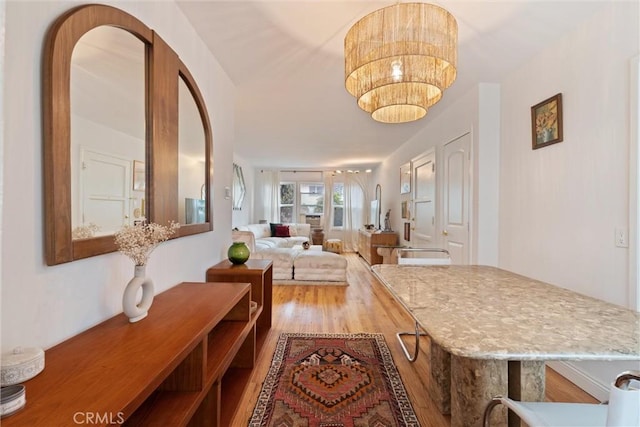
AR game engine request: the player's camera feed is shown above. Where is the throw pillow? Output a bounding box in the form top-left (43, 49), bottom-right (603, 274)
top-left (288, 225), bottom-right (298, 236)
top-left (269, 223), bottom-right (282, 237)
top-left (274, 224), bottom-right (290, 238)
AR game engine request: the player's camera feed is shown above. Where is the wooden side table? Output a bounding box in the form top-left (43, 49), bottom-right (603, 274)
top-left (206, 259), bottom-right (273, 336)
top-left (312, 228), bottom-right (324, 245)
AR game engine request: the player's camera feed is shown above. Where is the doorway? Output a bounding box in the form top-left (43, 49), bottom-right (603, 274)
top-left (442, 133), bottom-right (471, 264)
top-left (79, 149), bottom-right (132, 235)
top-left (411, 150), bottom-right (436, 248)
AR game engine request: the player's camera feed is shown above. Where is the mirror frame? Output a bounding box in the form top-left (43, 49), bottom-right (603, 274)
top-left (173, 65), bottom-right (213, 236)
top-left (43, 5), bottom-right (213, 265)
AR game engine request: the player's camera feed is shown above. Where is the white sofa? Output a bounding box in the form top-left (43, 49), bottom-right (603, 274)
top-left (236, 223), bottom-right (311, 251)
top-left (232, 225), bottom-right (347, 282)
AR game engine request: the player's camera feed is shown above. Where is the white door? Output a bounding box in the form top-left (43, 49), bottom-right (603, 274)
top-left (80, 150), bottom-right (131, 235)
top-left (411, 150), bottom-right (436, 248)
top-left (442, 133), bottom-right (470, 264)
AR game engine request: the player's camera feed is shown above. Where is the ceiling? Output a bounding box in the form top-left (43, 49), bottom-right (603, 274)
top-left (176, 1), bottom-right (606, 170)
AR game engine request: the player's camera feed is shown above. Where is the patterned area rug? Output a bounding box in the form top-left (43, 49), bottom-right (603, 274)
top-left (249, 333), bottom-right (419, 427)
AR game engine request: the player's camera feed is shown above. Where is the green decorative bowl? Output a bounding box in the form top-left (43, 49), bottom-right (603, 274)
top-left (228, 242), bottom-right (250, 264)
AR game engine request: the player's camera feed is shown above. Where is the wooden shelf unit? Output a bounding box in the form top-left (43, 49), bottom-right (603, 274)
top-left (3, 282), bottom-right (264, 427)
top-left (358, 230), bottom-right (399, 265)
top-left (205, 259), bottom-right (273, 367)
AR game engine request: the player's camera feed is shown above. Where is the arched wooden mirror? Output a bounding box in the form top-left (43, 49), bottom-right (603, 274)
top-left (44, 5), bottom-right (213, 265)
top-left (71, 26), bottom-right (146, 238)
top-left (176, 67), bottom-right (212, 234)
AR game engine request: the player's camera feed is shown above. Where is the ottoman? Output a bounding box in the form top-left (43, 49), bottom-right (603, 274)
top-left (293, 251), bottom-right (347, 282)
top-left (323, 239), bottom-right (343, 254)
top-left (250, 248), bottom-right (297, 280)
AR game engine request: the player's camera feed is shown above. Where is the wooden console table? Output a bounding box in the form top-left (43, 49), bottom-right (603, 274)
top-left (358, 230), bottom-right (398, 265)
top-left (3, 281), bottom-right (266, 427)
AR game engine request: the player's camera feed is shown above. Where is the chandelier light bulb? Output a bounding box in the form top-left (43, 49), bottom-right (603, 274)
top-left (391, 60), bottom-right (403, 82)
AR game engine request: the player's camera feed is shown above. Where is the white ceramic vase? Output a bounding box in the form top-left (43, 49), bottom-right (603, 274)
top-left (123, 265), bottom-right (154, 323)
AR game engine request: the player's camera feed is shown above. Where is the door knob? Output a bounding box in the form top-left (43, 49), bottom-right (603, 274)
top-left (442, 230), bottom-right (448, 236)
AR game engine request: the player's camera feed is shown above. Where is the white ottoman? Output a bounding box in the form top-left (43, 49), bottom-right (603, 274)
top-left (293, 251), bottom-right (347, 282)
top-left (250, 248), bottom-right (297, 280)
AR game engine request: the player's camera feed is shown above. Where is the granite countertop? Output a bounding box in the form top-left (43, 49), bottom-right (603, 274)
top-left (371, 264), bottom-right (640, 361)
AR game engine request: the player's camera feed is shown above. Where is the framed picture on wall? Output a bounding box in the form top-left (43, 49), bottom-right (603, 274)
top-left (531, 93), bottom-right (563, 149)
top-left (400, 162), bottom-right (411, 194)
top-left (404, 222), bottom-right (411, 241)
top-left (401, 201), bottom-right (409, 219)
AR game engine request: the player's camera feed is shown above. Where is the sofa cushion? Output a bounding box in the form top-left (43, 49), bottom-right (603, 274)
top-left (281, 236), bottom-right (309, 247)
top-left (274, 224), bottom-right (290, 237)
top-left (257, 237), bottom-right (287, 248)
top-left (290, 223), bottom-right (311, 238)
top-left (288, 225), bottom-right (298, 236)
top-left (237, 224), bottom-right (270, 239)
top-left (269, 223), bottom-right (282, 237)
top-left (255, 240), bottom-right (277, 250)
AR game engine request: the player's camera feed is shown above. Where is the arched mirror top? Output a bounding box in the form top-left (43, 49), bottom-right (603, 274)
top-left (44, 4), bottom-right (214, 265)
top-left (44, 5), bottom-right (153, 265)
top-left (70, 26), bottom-right (146, 240)
top-left (176, 65), bottom-right (213, 234)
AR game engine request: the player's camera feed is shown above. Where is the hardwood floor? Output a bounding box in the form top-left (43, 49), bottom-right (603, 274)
top-left (231, 253), bottom-right (597, 426)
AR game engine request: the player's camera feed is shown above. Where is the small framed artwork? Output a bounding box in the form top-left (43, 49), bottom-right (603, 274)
top-left (400, 162), bottom-right (411, 194)
top-left (401, 201), bottom-right (409, 219)
top-left (531, 93), bottom-right (563, 149)
top-left (133, 160), bottom-right (145, 191)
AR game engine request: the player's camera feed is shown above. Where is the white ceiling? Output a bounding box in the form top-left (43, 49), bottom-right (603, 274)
top-left (176, 1), bottom-right (607, 170)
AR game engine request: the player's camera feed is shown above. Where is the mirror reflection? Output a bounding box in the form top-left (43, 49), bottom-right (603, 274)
top-left (178, 77), bottom-right (206, 224)
top-left (70, 26), bottom-right (146, 239)
top-left (232, 163), bottom-right (246, 210)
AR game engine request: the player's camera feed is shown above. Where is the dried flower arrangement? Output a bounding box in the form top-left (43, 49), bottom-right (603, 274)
top-left (114, 221), bottom-right (180, 266)
top-left (71, 223), bottom-right (100, 239)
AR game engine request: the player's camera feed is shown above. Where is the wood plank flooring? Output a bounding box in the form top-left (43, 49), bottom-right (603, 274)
top-left (231, 253), bottom-right (597, 426)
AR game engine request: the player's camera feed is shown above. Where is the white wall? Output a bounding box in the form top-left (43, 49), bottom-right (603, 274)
top-left (1, 1), bottom-right (236, 351)
top-left (378, 83), bottom-right (501, 266)
top-left (500, 1), bottom-right (637, 309)
top-left (499, 1), bottom-right (639, 395)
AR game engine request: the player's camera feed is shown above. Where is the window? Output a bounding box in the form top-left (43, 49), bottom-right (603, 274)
top-left (332, 183), bottom-right (344, 227)
top-left (300, 183), bottom-right (324, 215)
top-left (279, 183), bottom-right (295, 223)
top-left (278, 182), bottom-right (324, 223)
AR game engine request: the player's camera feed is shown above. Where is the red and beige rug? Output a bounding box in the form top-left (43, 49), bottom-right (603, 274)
top-left (249, 332), bottom-right (420, 427)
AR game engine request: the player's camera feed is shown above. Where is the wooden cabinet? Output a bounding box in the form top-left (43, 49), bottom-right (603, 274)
top-left (3, 281), bottom-right (267, 427)
top-left (205, 259), bottom-right (273, 356)
top-left (358, 229), bottom-right (399, 265)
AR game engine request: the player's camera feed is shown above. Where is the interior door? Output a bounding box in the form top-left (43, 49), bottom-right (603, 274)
top-left (411, 150), bottom-right (436, 248)
top-left (80, 149), bottom-right (131, 235)
top-left (442, 133), bottom-right (470, 264)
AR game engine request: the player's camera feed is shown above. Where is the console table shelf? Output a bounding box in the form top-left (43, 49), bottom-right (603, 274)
top-left (358, 230), bottom-right (398, 265)
top-left (4, 281), bottom-right (269, 427)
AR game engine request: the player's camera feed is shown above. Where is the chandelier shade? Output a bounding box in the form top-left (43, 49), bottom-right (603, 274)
top-left (344, 2), bottom-right (458, 123)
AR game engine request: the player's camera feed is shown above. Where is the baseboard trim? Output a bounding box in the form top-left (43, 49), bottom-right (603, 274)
top-left (547, 361), bottom-right (610, 401)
